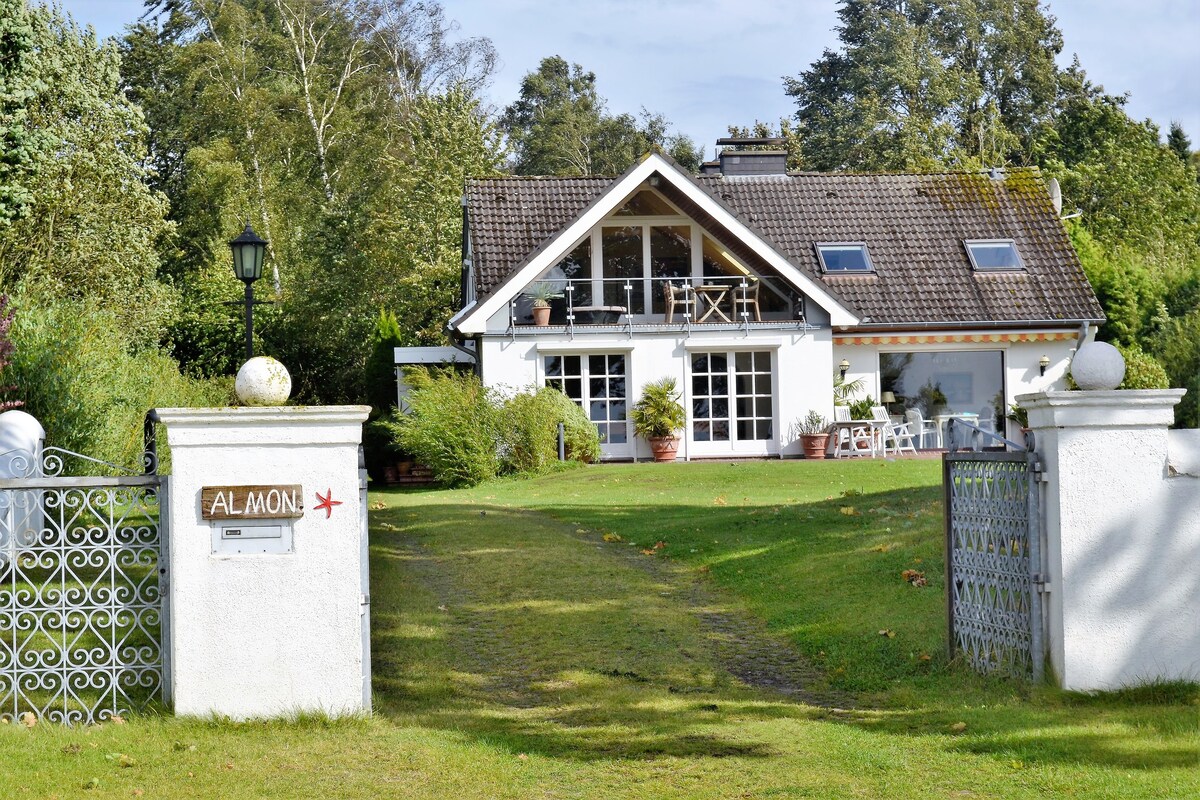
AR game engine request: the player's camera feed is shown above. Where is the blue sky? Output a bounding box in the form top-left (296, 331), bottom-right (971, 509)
top-left (61, 0), bottom-right (1200, 158)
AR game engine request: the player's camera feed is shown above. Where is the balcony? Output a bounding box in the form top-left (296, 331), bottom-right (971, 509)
top-left (507, 276), bottom-right (805, 336)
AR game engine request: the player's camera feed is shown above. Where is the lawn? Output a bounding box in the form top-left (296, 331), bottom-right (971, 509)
top-left (3, 460), bottom-right (1197, 799)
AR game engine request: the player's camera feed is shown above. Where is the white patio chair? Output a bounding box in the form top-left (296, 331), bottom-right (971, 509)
top-left (878, 407), bottom-right (921, 455)
top-left (873, 406), bottom-right (917, 455)
top-left (905, 408), bottom-right (937, 449)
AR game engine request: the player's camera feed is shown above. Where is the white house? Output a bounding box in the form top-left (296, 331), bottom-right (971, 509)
top-left (399, 145), bottom-right (1104, 460)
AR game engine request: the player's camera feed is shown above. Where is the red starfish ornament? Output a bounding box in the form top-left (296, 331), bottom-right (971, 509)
top-left (313, 489), bottom-right (342, 519)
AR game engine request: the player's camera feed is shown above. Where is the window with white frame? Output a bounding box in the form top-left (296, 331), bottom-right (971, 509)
top-left (815, 243), bottom-right (874, 273)
top-left (543, 354), bottom-right (628, 444)
top-left (691, 351), bottom-right (773, 442)
top-left (965, 240), bottom-right (1023, 271)
top-left (529, 188), bottom-right (789, 319)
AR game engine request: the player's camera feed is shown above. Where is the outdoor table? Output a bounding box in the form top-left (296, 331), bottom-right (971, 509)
top-left (831, 419), bottom-right (890, 457)
top-left (933, 412), bottom-right (979, 448)
top-left (694, 285), bottom-right (732, 322)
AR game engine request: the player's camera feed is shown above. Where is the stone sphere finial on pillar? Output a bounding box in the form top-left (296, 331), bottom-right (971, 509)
top-left (235, 356), bottom-right (292, 406)
top-left (1070, 341), bottom-right (1125, 390)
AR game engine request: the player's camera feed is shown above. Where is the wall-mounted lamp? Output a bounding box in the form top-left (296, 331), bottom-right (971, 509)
top-left (839, 359), bottom-right (850, 380)
top-left (1039, 355), bottom-right (1050, 376)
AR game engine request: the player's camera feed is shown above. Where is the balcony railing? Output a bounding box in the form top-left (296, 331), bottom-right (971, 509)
top-left (510, 275), bottom-right (794, 330)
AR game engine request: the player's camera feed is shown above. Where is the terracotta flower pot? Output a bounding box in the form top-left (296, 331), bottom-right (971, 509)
top-left (800, 433), bottom-right (830, 459)
top-left (648, 435), bottom-right (680, 462)
top-left (532, 305), bottom-right (551, 326)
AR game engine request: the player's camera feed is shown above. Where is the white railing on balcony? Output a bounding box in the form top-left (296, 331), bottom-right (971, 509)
top-left (510, 275), bottom-right (788, 330)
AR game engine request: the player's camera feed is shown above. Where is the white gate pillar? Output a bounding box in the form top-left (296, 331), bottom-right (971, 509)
top-left (1020, 389), bottom-right (1198, 690)
top-left (156, 406), bottom-right (371, 719)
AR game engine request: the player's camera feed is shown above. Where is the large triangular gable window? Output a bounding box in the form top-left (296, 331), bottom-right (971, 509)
top-left (519, 188), bottom-right (791, 324)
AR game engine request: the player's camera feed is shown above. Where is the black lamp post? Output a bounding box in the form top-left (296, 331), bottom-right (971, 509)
top-left (839, 359), bottom-right (850, 380)
top-left (229, 224), bottom-right (268, 359)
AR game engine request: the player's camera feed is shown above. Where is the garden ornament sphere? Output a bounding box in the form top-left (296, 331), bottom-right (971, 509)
top-left (235, 357), bottom-right (292, 406)
top-left (1070, 341), bottom-right (1125, 391)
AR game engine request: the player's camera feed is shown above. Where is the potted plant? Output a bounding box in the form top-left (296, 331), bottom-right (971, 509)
top-left (525, 282), bottom-right (563, 326)
top-left (791, 410), bottom-right (830, 459)
top-left (630, 377), bottom-right (686, 462)
top-left (1007, 402), bottom-right (1030, 432)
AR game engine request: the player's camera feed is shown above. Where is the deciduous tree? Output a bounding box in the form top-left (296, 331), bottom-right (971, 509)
top-left (0, 4), bottom-right (173, 346)
top-left (502, 55), bottom-right (700, 175)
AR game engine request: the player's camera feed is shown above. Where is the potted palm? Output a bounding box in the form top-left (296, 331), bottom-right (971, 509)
top-left (525, 282), bottom-right (563, 326)
top-left (791, 410), bottom-right (830, 459)
top-left (630, 377), bottom-right (686, 462)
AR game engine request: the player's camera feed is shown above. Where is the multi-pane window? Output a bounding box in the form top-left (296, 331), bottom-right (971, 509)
top-left (691, 353), bottom-right (731, 442)
top-left (527, 189), bottom-right (791, 320)
top-left (691, 351), bottom-right (773, 443)
top-left (734, 351), bottom-right (774, 440)
top-left (544, 354), bottom-right (628, 444)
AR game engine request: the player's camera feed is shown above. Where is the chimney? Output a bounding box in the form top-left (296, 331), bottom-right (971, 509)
top-left (715, 137), bottom-right (788, 176)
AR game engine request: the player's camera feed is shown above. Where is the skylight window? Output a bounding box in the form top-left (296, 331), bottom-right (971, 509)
top-left (966, 240), bottom-right (1024, 271)
top-left (816, 243), bottom-right (874, 273)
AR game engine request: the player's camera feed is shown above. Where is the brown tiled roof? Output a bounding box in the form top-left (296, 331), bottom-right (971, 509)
top-left (463, 168), bottom-right (1104, 327)
top-left (466, 177), bottom-right (612, 300)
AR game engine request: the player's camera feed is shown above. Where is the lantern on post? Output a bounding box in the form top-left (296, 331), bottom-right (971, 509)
top-left (839, 359), bottom-right (850, 380)
top-left (229, 224), bottom-right (269, 359)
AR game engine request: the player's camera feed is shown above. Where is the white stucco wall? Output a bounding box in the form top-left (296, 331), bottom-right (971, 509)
top-left (156, 406), bottom-right (371, 719)
top-left (1021, 390), bottom-right (1199, 691)
top-left (479, 326), bottom-right (832, 459)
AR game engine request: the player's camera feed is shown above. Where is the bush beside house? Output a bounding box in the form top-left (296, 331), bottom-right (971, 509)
top-left (380, 368), bottom-right (599, 487)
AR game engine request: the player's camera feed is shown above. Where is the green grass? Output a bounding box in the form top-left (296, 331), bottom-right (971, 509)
top-left (3, 460), bottom-right (1197, 798)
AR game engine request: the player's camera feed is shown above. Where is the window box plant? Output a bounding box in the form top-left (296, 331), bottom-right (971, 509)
top-left (791, 410), bottom-right (830, 459)
top-left (630, 377), bottom-right (686, 462)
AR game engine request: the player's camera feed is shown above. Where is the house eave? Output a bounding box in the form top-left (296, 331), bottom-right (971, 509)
top-left (835, 318), bottom-right (1103, 334)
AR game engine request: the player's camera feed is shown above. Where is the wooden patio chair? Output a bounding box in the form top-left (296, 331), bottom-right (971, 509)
top-left (732, 279), bottom-right (762, 322)
top-left (663, 282), bottom-right (694, 323)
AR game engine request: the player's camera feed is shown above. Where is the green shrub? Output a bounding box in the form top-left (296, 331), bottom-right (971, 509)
top-left (541, 388), bottom-right (601, 464)
top-left (849, 396), bottom-right (876, 420)
top-left (630, 377), bottom-right (685, 438)
top-left (1116, 343), bottom-right (1170, 390)
top-left (379, 367), bottom-right (502, 487)
top-left (501, 386), bottom-right (600, 474)
top-left (364, 309), bottom-right (405, 416)
top-left (378, 372), bottom-right (600, 486)
top-left (1, 295), bottom-right (231, 468)
top-left (500, 389), bottom-right (557, 475)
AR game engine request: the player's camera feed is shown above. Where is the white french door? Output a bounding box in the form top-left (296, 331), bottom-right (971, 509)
top-left (543, 353), bottom-right (632, 458)
top-left (688, 350), bottom-right (776, 456)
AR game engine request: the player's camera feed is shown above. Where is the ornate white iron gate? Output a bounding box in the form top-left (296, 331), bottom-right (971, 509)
top-left (0, 423), bottom-right (165, 724)
top-left (942, 421), bottom-right (1045, 682)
